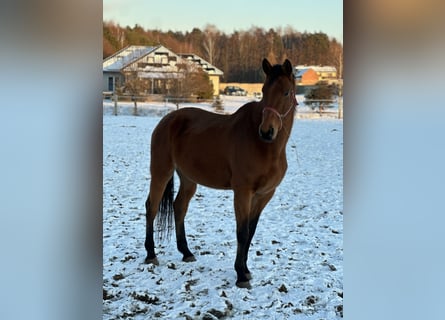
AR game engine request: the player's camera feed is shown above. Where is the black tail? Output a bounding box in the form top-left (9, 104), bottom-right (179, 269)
top-left (155, 176), bottom-right (174, 242)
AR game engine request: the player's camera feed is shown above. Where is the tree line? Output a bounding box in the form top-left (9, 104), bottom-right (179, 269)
top-left (103, 22), bottom-right (343, 83)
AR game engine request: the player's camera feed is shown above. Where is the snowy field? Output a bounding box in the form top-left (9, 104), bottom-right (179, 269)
top-left (103, 97), bottom-right (343, 319)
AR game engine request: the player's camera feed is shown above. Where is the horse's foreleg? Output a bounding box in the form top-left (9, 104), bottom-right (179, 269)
top-left (233, 189), bottom-right (253, 288)
top-left (235, 220), bottom-right (251, 288)
top-left (243, 190), bottom-right (276, 279)
top-left (242, 215), bottom-right (260, 279)
top-left (174, 172), bottom-right (197, 262)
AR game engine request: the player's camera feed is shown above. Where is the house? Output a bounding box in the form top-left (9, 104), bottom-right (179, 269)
top-left (295, 68), bottom-right (319, 85)
top-left (295, 65), bottom-right (337, 84)
top-left (102, 45), bottom-right (224, 96)
top-left (103, 45), bottom-right (155, 93)
top-left (103, 45), bottom-right (184, 95)
top-left (294, 65), bottom-right (338, 94)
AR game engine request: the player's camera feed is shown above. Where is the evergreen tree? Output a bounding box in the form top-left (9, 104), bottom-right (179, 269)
top-left (304, 83), bottom-right (337, 112)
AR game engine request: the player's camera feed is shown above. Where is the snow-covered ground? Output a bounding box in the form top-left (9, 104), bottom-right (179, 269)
top-left (103, 96), bottom-right (343, 319)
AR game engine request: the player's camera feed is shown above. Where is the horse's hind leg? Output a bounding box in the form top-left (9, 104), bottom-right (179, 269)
top-left (144, 171), bottom-right (173, 265)
top-left (144, 196), bottom-right (158, 265)
top-left (174, 171), bottom-right (197, 262)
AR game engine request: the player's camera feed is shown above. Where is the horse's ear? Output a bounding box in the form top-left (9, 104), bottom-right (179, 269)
top-left (283, 59), bottom-right (293, 77)
top-left (262, 58), bottom-right (272, 75)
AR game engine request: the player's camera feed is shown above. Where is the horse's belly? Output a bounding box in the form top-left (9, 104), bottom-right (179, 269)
top-left (175, 157), bottom-right (232, 190)
top-left (182, 170), bottom-right (232, 190)
top-left (194, 174), bottom-right (232, 190)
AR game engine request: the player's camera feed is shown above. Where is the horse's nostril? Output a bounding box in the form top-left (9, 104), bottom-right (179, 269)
top-left (260, 127), bottom-right (274, 141)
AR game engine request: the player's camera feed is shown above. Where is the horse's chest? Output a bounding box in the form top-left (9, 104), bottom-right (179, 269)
top-left (255, 160), bottom-right (287, 194)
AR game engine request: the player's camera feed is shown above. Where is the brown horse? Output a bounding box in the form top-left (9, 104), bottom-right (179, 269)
top-left (144, 58), bottom-right (297, 288)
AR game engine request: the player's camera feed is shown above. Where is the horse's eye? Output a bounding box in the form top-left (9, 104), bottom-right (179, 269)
top-left (284, 90), bottom-right (290, 97)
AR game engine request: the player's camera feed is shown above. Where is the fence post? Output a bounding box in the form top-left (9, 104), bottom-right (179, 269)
top-left (113, 93), bottom-right (118, 116)
top-left (338, 80), bottom-right (343, 119)
top-left (338, 96), bottom-right (343, 119)
top-left (132, 95), bottom-right (138, 116)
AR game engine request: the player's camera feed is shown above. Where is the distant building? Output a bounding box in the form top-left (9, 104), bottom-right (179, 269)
top-left (295, 68), bottom-right (319, 85)
top-left (294, 65), bottom-right (338, 84)
top-left (103, 45), bottom-right (224, 96)
top-left (294, 65), bottom-right (338, 94)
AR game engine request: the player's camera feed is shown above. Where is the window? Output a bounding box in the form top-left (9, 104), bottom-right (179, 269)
top-left (108, 77), bottom-right (114, 91)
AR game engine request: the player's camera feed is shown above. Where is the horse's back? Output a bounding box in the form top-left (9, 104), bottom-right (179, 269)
top-left (153, 107), bottom-right (233, 143)
top-left (151, 108), bottom-right (237, 188)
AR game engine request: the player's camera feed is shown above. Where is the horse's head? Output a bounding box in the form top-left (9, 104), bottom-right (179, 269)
top-left (259, 58), bottom-right (297, 142)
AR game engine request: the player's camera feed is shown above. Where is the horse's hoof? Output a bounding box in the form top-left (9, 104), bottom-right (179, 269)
top-left (236, 280), bottom-right (252, 289)
top-left (182, 255), bottom-right (196, 262)
top-left (144, 257), bottom-right (159, 265)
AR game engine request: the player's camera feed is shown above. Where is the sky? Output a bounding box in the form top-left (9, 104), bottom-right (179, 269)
top-left (103, 0), bottom-right (343, 42)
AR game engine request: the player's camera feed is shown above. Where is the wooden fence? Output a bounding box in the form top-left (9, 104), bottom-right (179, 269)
top-left (103, 94), bottom-right (343, 119)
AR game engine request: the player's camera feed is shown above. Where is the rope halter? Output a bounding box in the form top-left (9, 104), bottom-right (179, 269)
top-left (262, 89), bottom-right (298, 130)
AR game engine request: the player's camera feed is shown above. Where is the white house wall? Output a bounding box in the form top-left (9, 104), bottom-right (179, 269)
top-left (103, 71), bottom-right (124, 93)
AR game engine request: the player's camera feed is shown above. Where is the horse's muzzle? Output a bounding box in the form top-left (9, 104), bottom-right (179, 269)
top-left (259, 127), bottom-right (275, 142)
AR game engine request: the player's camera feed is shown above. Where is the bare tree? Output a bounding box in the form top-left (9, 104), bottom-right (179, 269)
top-left (202, 24), bottom-right (218, 65)
top-left (330, 40), bottom-right (343, 80)
top-left (122, 69), bottom-right (146, 116)
top-left (169, 61), bottom-right (213, 107)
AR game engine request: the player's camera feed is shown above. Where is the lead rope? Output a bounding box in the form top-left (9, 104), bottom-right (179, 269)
top-left (292, 91), bottom-right (301, 168)
top-left (288, 90), bottom-right (301, 168)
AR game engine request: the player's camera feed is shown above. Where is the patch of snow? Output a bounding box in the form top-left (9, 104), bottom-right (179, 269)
top-left (103, 96), bottom-right (343, 319)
